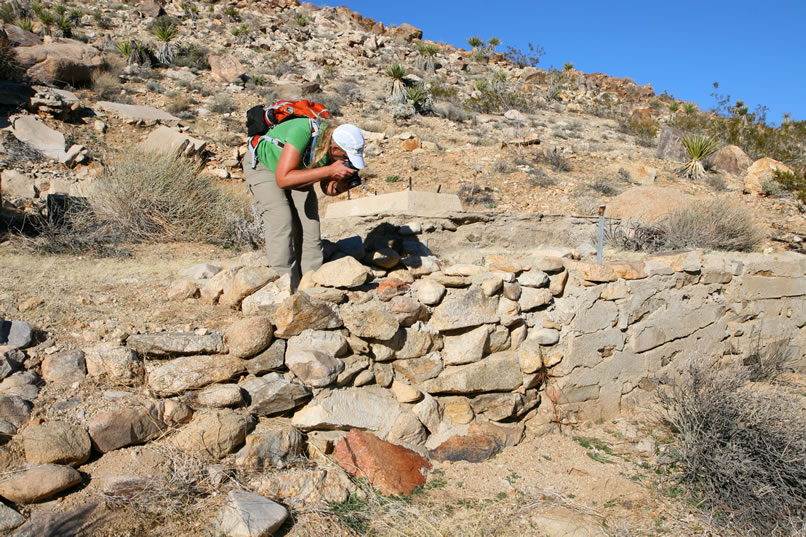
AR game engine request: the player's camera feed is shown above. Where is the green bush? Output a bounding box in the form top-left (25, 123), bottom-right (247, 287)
top-left (173, 43), bottom-right (209, 70)
top-left (772, 169), bottom-right (806, 203)
top-left (658, 357), bottom-right (806, 536)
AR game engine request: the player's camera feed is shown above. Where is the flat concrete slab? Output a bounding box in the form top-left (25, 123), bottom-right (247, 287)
top-left (324, 190), bottom-right (463, 219)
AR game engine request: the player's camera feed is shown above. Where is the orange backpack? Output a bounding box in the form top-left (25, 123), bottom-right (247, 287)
top-left (246, 100), bottom-right (330, 169)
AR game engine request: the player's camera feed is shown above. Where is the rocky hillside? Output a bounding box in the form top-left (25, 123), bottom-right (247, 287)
top-left (1, 1), bottom-right (806, 536)
top-left (2, 0), bottom-right (804, 248)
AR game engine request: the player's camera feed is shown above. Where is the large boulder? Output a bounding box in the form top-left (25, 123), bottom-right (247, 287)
top-left (0, 464), bottom-right (82, 504)
top-left (21, 421), bottom-right (91, 466)
top-left (386, 22), bottom-right (423, 42)
top-left (171, 409), bottom-right (253, 459)
top-left (712, 144), bottom-right (753, 176)
top-left (605, 186), bottom-right (693, 222)
top-left (743, 157), bottom-right (793, 194)
top-left (15, 39), bottom-right (104, 85)
top-left (655, 125), bottom-right (687, 162)
top-left (209, 54), bottom-right (245, 83)
top-left (138, 126), bottom-right (207, 156)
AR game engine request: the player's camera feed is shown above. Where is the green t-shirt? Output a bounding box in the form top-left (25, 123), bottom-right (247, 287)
top-left (255, 118), bottom-right (328, 172)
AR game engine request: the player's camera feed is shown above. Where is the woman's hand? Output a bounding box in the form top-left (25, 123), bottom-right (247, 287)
top-left (327, 160), bottom-right (356, 181)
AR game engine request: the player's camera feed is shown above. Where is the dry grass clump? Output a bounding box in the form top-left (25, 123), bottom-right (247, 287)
top-left (658, 357), bottom-right (806, 536)
top-left (19, 151), bottom-right (254, 254)
top-left (325, 479), bottom-right (609, 537)
top-left (91, 70), bottom-right (121, 99)
top-left (604, 199), bottom-right (763, 253)
top-left (659, 199), bottom-right (763, 252)
top-left (91, 151), bottom-right (249, 242)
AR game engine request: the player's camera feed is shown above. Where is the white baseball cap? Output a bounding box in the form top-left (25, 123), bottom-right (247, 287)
top-left (332, 124), bottom-right (366, 169)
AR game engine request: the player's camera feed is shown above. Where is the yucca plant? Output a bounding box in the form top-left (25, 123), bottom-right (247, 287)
top-left (116, 39), bottom-right (151, 66)
top-left (151, 16), bottom-right (178, 64)
top-left (683, 102), bottom-right (697, 114)
top-left (384, 62), bottom-right (407, 104)
top-left (680, 135), bottom-right (719, 180)
top-left (467, 36), bottom-right (483, 50)
top-left (55, 15), bottom-right (72, 37)
top-left (414, 40), bottom-right (438, 72)
top-left (37, 10), bottom-right (56, 34)
top-left (669, 102), bottom-right (680, 112)
top-left (406, 83), bottom-right (429, 113)
top-left (68, 8), bottom-right (82, 23)
top-left (487, 37), bottom-right (500, 52)
top-left (14, 17), bottom-right (34, 31)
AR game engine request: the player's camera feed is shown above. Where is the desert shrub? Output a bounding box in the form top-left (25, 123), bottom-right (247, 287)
top-left (492, 160), bottom-right (516, 175)
top-left (0, 39), bottom-right (21, 81)
top-left (13, 17), bottom-right (34, 31)
top-left (466, 73), bottom-right (531, 114)
top-left (428, 79), bottom-right (458, 100)
top-left (208, 93), bottom-right (235, 114)
top-left (626, 118), bottom-right (658, 147)
top-left (527, 168), bottom-right (555, 187)
top-left (91, 70), bottom-right (120, 99)
top-left (587, 178), bottom-right (621, 196)
top-left (503, 42), bottom-right (544, 67)
top-left (705, 174), bottom-right (728, 192)
top-left (432, 102), bottom-right (467, 123)
top-left (90, 151), bottom-right (250, 243)
top-left (543, 148), bottom-right (571, 172)
top-left (458, 184), bottom-right (495, 207)
top-left (173, 43), bottom-right (209, 70)
top-left (772, 169), bottom-right (806, 203)
top-left (658, 357), bottom-right (806, 536)
top-left (743, 337), bottom-right (794, 382)
top-left (145, 80), bottom-right (165, 93)
top-left (166, 93), bottom-right (194, 115)
top-left (602, 219), bottom-right (666, 252)
top-left (0, 1), bottom-right (16, 22)
top-left (762, 179), bottom-right (787, 197)
top-left (659, 198), bottom-right (763, 252)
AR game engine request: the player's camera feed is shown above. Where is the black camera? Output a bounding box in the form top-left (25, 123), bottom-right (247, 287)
top-left (344, 160), bottom-right (362, 189)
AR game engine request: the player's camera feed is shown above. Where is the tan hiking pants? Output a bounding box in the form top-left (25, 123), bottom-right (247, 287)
top-left (243, 159), bottom-right (323, 288)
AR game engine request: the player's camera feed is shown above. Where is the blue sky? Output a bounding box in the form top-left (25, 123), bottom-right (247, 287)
top-left (314, 0), bottom-right (805, 126)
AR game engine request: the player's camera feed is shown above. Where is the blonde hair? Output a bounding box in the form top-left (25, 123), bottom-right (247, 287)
top-left (306, 120), bottom-right (339, 168)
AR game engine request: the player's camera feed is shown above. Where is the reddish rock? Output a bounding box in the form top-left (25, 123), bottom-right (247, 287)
top-left (333, 429), bottom-right (430, 496)
top-left (377, 278), bottom-right (409, 301)
top-left (429, 422), bottom-right (524, 463)
top-left (400, 137), bottom-right (421, 152)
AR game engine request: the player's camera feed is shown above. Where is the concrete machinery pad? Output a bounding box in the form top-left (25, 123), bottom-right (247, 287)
top-left (324, 191), bottom-right (463, 219)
